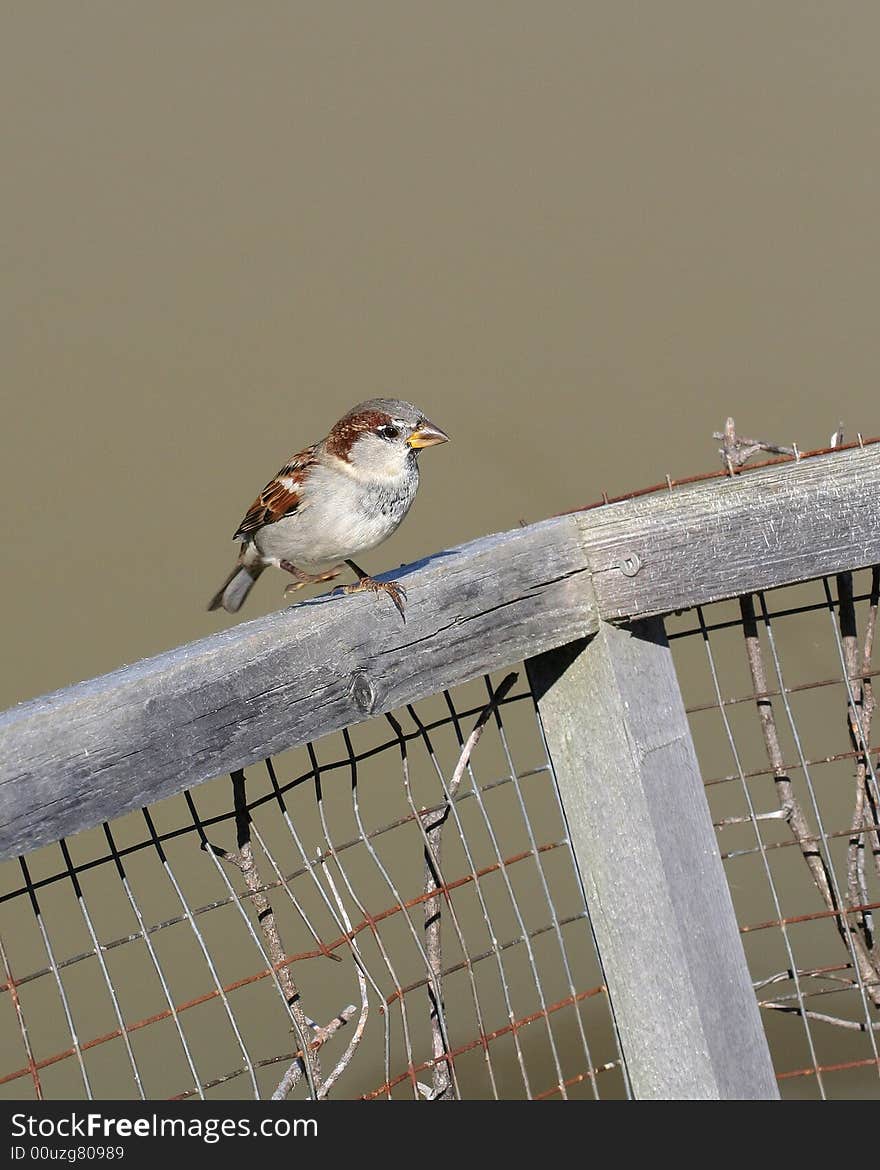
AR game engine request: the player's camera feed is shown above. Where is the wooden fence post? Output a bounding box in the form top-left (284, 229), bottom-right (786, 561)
top-left (527, 618), bottom-right (779, 1099)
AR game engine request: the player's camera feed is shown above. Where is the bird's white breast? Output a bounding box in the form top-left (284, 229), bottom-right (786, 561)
top-left (252, 459), bottom-right (418, 570)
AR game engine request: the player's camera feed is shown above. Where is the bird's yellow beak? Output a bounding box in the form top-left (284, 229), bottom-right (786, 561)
top-left (407, 422), bottom-right (450, 449)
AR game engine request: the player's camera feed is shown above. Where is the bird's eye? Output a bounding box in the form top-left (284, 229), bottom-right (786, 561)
top-left (378, 424), bottom-right (400, 440)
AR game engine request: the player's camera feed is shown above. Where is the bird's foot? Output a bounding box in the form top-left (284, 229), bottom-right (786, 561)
top-left (281, 560), bottom-right (341, 598)
top-left (340, 575), bottom-right (407, 619)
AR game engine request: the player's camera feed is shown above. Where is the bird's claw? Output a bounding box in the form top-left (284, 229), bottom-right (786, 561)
top-left (283, 570), bottom-right (339, 599)
top-left (282, 568), bottom-right (340, 599)
top-left (340, 576), bottom-right (407, 619)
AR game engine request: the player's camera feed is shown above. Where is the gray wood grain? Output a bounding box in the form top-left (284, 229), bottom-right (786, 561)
top-left (579, 444), bottom-right (880, 620)
top-left (528, 622), bottom-right (780, 1100)
top-left (2, 442), bottom-right (878, 861)
top-left (0, 516), bottom-right (595, 859)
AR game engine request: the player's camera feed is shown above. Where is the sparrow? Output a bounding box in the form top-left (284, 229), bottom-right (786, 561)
top-left (208, 398), bottom-right (449, 617)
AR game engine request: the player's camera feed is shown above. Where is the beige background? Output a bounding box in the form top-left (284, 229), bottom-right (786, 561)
top-left (2, 1), bottom-right (880, 1101)
top-left (3, 2), bottom-right (879, 710)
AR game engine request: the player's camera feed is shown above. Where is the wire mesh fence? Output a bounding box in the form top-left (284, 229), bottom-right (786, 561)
top-left (3, 576), bottom-right (880, 1099)
top-left (0, 672), bottom-right (624, 1101)
top-left (669, 566), bottom-right (880, 1099)
top-left (3, 439), bottom-right (880, 1100)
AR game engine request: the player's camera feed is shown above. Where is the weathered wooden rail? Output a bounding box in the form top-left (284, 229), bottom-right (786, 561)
top-left (3, 438), bottom-right (879, 1099)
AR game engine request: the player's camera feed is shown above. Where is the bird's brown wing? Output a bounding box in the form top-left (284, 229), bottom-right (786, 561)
top-left (233, 445), bottom-right (317, 541)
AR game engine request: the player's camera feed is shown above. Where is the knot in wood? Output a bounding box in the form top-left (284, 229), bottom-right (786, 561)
top-left (351, 671), bottom-right (376, 714)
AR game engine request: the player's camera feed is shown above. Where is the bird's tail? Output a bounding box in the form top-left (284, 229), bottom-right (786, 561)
top-left (207, 558), bottom-right (266, 613)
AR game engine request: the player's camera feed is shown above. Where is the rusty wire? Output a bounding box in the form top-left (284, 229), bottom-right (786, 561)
top-left (562, 432), bottom-right (880, 518)
top-left (668, 566), bottom-right (880, 1098)
top-left (0, 676), bottom-right (620, 1100)
top-left (4, 574), bottom-right (880, 1098)
top-left (2, 433), bottom-right (880, 1099)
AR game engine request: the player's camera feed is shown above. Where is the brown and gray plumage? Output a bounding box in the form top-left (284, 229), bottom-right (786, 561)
top-left (208, 399), bottom-right (449, 617)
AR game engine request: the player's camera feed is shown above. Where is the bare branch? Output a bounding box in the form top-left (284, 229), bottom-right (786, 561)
top-left (314, 853), bottom-right (370, 1100)
top-left (740, 595), bottom-right (880, 1008)
top-left (715, 417), bottom-right (797, 473)
top-left (385, 673), bottom-right (519, 1101)
top-left (423, 673), bottom-right (518, 1100)
top-left (859, 569), bottom-right (880, 889)
top-left (270, 1005), bottom-right (358, 1101)
top-left (836, 572), bottom-right (878, 951)
top-left (216, 770), bottom-right (320, 1094)
top-left (762, 1003), bottom-right (880, 1031)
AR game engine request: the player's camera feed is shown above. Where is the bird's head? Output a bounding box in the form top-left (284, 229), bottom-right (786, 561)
top-left (325, 398), bottom-right (449, 478)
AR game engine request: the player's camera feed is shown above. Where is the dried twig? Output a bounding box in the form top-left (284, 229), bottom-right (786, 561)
top-left (393, 672), bottom-right (518, 1101)
top-left (715, 417), bottom-right (797, 473)
top-left (740, 596), bottom-right (833, 896)
top-left (210, 771), bottom-right (320, 1093)
top-left (740, 596), bottom-right (880, 1008)
top-left (217, 781), bottom-right (370, 1102)
top-left (836, 570), bottom-right (879, 951)
top-left (0, 934), bottom-right (41, 1100)
top-left (389, 716), bottom-right (497, 1101)
top-left (762, 1003), bottom-right (880, 1031)
top-left (270, 1007), bottom-right (356, 1101)
top-left (312, 852), bottom-right (369, 1100)
top-left (857, 571), bottom-right (880, 889)
top-left (753, 964), bottom-right (857, 991)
